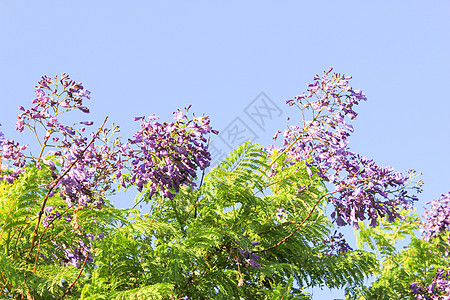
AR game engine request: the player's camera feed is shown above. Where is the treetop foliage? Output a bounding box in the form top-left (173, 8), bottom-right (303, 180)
top-left (0, 70), bottom-right (447, 299)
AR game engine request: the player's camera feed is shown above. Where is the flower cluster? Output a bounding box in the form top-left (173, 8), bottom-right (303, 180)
top-left (317, 231), bottom-right (353, 256)
top-left (228, 237), bottom-right (261, 269)
top-left (42, 206), bottom-right (69, 229)
top-left (271, 68), bottom-right (417, 228)
top-left (1, 117), bottom-right (28, 183)
top-left (0, 139), bottom-right (27, 183)
top-left (118, 107), bottom-right (218, 200)
top-left (49, 232), bottom-right (105, 268)
top-left (16, 74), bottom-right (91, 135)
top-left (328, 161), bottom-right (414, 228)
top-left (410, 268), bottom-right (450, 299)
top-left (54, 137), bottom-right (117, 209)
top-left (59, 239), bottom-right (93, 268)
top-left (13, 74), bottom-right (120, 211)
top-left (421, 193), bottom-right (450, 244)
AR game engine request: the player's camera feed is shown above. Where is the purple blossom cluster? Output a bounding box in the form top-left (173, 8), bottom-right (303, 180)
top-left (410, 268), bottom-right (450, 300)
top-left (15, 74), bottom-right (91, 136)
top-left (41, 215), bottom-right (98, 269)
top-left (228, 237), bottom-right (261, 269)
top-left (13, 74), bottom-right (118, 211)
top-left (317, 232), bottom-right (353, 256)
top-left (42, 205), bottom-right (71, 229)
top-left (270, 68), bottom-right (417, 228)
top-left (117, 108), bottom-right (218, 200)
top-left (52, 138), bottom-right (114, 209)
top-left (421, 193), bottom-right (450, 244)
top-left (0, 139), bottom-right (27, 183)
top-left (7, 74), bottom-right (124, 267)
top-left (328, 160), bottom-right (413, 228)
top-left (42, 230), bottom-right (105, 268)
top-left (56, 238), bottom-right (93, 268)
top-left (1, 116), bottom-right (28, 183)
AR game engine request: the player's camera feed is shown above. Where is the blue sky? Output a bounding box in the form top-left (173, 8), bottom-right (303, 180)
top-left (1, 1), bottom-right (450, 298)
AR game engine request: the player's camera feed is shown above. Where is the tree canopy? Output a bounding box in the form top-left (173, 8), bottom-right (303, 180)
top-left (0, 70), bottom-right (448, 299)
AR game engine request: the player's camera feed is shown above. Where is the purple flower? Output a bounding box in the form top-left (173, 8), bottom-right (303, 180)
top-left (228, 237), bottom-right (261, 269)
top-left (148, 114), bottom-right (159, 121)
top-left (77, 90), bottom-right (91, 99)
top-left (410, 267), bottom-right (450, 299)
top-left (15, 117), bottom-right (24, 133)
top-left (173, 111), bottom-right (186, 121)
top-left (421, 193), bottom-right (450, 243)
top-left (0, 139), bottom-right (27, 183)
top-left (247, 259), bottom-right (261, 268)
top-left (319, 232), bottom-right (353, 256)
top-left (78, 106), bottom-right (90, 113)
top-left (120, 108), bottom-right (217, 200)
top-left (269, 69), bottom-right (417, 228)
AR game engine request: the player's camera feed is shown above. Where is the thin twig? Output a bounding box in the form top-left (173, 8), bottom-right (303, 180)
top-left (27, 117), bottom-right (108, 261)
top-left (57, 249), bottom-right (90, 300)
top-left (254, 186), bottom-right (348, 253)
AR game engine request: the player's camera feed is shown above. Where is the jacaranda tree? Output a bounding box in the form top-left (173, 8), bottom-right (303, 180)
top-left (0, 69), bottom-right (445, 299)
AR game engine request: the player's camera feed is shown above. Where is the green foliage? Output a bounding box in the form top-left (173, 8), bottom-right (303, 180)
top-left (0, 142), bottom-right (380, 299)
top-left (73, 141), bottom-right (376, 299)
top-left (0, 164), bottom-right (131, 299)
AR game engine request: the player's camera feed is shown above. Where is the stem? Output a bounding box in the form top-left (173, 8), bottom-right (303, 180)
top-left (258, 220), bottom-right (297, 236)
top-left (36, 129), bottom-right (51, 162)
top-left (269, 107), bottom-right (324, 167)
top-left (32, 239), bottom-right (41, 274)
top-left (254, 184), bottom-right (350, 253)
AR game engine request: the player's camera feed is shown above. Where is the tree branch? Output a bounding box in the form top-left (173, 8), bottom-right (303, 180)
top-left (27, 117), bottom-right (108, 261)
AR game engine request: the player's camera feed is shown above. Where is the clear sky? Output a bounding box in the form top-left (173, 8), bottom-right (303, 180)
top-left (1, 1), bottom-right (450, 298)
